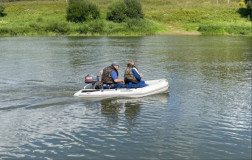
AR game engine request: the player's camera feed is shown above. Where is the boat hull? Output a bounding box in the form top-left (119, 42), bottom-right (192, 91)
top-left (74, 79), bottom-right (169, 98)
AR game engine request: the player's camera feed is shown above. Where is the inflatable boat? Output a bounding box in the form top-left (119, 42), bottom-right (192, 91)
top-left (74, 75), bottom-right (169, 98)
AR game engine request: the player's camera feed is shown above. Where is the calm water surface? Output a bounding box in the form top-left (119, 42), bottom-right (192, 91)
top-left (0, 36), bottom-right (251, 160)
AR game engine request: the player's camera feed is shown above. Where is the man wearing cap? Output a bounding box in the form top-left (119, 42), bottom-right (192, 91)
top-left (100, 62), bottom-right (124, 89)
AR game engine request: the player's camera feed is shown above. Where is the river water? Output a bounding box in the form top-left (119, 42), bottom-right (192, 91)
top-left (0, 36), bottom-right (251, 160)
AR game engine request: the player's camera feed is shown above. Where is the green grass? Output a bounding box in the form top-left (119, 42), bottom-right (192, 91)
top-left (143, 0), bottom-right (251, 35)
top-left (0, 0), bottom-right (251, 36)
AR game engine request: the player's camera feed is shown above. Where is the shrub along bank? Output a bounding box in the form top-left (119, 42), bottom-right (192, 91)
top-left (0, 0), bottom-right (164, 36)
top-left (0, 0), bottom-right (251, 36)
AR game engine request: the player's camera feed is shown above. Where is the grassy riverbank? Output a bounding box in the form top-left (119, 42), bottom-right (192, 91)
top-left (0, 0), bottom-right (251, 36)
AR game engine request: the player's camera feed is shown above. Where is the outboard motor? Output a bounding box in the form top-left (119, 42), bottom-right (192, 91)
top-left (85, 74), bottom-right (99, 84)
top-left (84, 74), bottom-right (102, 89)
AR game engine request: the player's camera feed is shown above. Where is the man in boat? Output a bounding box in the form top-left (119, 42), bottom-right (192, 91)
top-left (100, 62), bottom-right (124, 89)
top-left (124, 60), bottom-right (147, 88)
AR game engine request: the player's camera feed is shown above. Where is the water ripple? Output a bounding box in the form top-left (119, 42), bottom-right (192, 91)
top-left (0, 36), bottom-right (251, 159)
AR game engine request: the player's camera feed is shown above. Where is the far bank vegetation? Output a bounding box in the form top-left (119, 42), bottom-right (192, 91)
top-left (0, 0), bottom-right (251, 36)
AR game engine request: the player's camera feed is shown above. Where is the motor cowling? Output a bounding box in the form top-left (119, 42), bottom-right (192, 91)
top-left (84, 74), bottom-right (99, 84)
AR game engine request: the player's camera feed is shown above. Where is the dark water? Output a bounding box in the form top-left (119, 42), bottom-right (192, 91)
top-left (0, 36), bottom-right (251, 160)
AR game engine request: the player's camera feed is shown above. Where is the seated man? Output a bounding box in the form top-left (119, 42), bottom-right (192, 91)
top-left (100, 62), bottom-right (124, 89)
top-left (124, 60), bottom-right (147, 88)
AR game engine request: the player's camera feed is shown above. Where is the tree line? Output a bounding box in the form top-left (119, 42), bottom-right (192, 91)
top-left (1, 0), bottom-right (251, 21)
top-left (66, 0), bottom-right (144, 23)
top-left (0, 0), bottom-right (144, 21)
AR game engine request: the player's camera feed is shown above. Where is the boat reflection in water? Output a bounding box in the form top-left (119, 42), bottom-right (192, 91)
top-left (99, 93), bottom-right (169, 125)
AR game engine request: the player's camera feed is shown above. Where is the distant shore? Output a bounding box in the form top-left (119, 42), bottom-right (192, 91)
top-left (0, 0), bottom-right (251, 36)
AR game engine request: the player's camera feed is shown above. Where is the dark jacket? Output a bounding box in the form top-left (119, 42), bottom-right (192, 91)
top-left (124, 65), bottom-right (139, 84)
top-left (102, 65), bottom-right (118, 84)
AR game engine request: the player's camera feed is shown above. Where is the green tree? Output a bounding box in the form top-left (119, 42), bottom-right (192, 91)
top-left (106, 0), bottom-right (144, 23)
top-left (0, 3), bottom-right (5, 17)
top-left (245, 0), bottom-right (252, 20)
top-left (124, 0), bottom-right (144, 19)
top-left (107, 0), bottom-right (127, 23)
top-left (66, 0), bottom-right (100, 23)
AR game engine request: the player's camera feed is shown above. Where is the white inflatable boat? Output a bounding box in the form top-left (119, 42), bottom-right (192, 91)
top-left (74, 78), bottom-right (169, 98)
